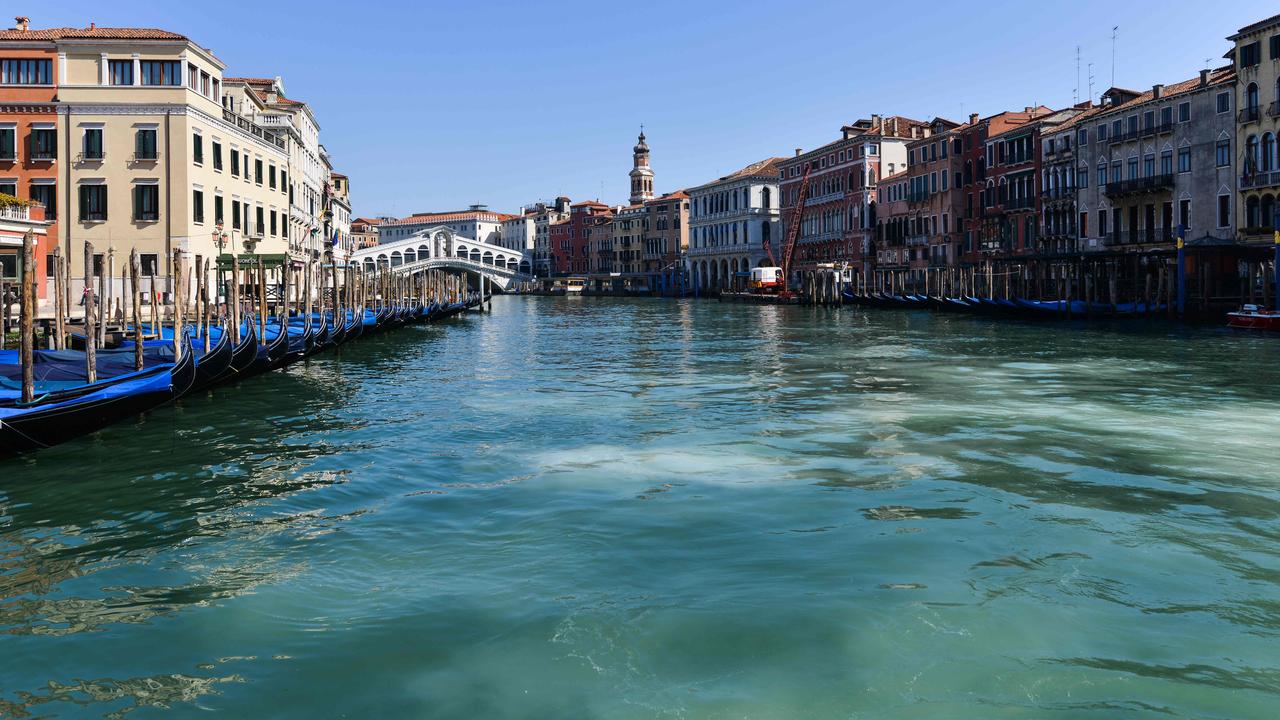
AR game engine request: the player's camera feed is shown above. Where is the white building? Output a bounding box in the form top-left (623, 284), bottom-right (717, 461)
top-left (686, 157), bottom-right (785, 290)
top-left (379, 205), bottom-right (511, 246)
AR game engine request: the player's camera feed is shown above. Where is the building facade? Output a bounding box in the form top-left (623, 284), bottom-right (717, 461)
top-left (1075, 70), bottom-right (1237, 253)
top-left (553, 200), bottom-right (608, 274)
top-left (1230, 14), bottom-right (1280, 241)
top-left (687, 157), bottom-right (783, 291)
top-left (905, 118), bottom-right (964, 276)
top-left (378, 206), bottom-right (510, 246)
top-left (611, 203), bottom-right (645, 275)
top-left (641, 190), bottom-right (687, 275)
top-left (629, 130), bottom-right (653, 205)
top-left (778, 115), bottom-right (926, 283)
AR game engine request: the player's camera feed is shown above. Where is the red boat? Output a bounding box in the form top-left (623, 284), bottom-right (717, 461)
top-left (1227, 305), bottom-right (1280, 331)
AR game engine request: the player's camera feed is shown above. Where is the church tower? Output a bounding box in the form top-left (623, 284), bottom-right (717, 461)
top-left (629, 129), bottom-right (654, 205)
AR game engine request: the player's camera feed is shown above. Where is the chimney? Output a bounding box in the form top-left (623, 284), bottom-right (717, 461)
top-left (89, 22), bottom-right (96, 30)
top-left (969, 113), bottom-right (979, 125)
top-left (1199, 69), bottom-right (1212, 86)
top-left (14, 16), bottom-right (30, 31)
top-left (871, 113), bottom-right (882, 128)
top-left (1152, 84), bottom-right (1163, 99)
top-left (794, 148), bottom-right (803, 157)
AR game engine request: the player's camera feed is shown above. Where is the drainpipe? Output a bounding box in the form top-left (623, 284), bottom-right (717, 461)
top-left (63, 105), bottom-right (71, 297)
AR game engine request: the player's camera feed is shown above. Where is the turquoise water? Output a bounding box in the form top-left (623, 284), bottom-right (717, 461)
top-left (2, 296), bottom-right (1279, 718)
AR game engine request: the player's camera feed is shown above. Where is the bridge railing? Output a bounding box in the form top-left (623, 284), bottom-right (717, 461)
top-left (385, 256), bottom-right (535, 284)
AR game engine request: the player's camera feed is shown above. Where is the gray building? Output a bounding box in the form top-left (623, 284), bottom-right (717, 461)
top-left (1075, 67), bottom-right (1238, 253)
top-left (686, 157), bottom-right (784, 290)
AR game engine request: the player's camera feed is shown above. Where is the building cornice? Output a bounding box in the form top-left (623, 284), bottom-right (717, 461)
top-left (55, 102), bottom-right (288, 155)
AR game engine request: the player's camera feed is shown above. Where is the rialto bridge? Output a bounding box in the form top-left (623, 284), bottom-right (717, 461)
top-left (350, 226), bottom-right (534, 290)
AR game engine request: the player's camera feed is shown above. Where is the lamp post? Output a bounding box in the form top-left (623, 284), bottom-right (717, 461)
top-left (214, 223), bottom-right (229, 307)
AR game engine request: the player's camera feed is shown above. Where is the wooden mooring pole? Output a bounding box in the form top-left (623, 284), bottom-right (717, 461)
top-left (19, 230), bottom-right (35, 403)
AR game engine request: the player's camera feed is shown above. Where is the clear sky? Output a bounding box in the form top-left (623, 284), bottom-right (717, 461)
top-left (33, 0), bottom-right (1279, 217)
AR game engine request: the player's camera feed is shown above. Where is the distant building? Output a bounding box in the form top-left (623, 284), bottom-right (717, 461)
top-left (874, 170), bottom-right (910, 280)
top-left (350, 217), bottom-right (382, 249)
top-left (503, 197), bottom-right (569, 276)
top-left (378, 206), bottom-right (512, 246)
top-left (687, 157), bottom-right (784, 291)
top-left (642, 191), bottom-right (688, 275)
top-left (554, 201), bottom-right (609, 274)
top-left (611, 204), bottom-right (645, 275)
top-left (906, 118), bottom-right (965, 274)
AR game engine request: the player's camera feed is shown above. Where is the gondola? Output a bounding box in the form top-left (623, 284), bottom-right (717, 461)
top-left (0, 334), bottom-right (196, 457)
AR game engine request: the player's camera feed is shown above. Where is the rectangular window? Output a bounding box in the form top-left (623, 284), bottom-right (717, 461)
top-left (1111, 163), bottom-right (1121, 184)
top-left (1216, 92), bottom-right (1230, 114)
top-left (1097, 124), bottom-right (1108, 141)
top-left (193, 189), bottom-right (205, 224)
top-left (1215, 139), bottom-right (1230, 167)
top-left (193, 133), bottom-right (203, 165)
top-left (30, 183), bottom-right (55, 220)
top-left (82, 128), bottom-right (103, 160)
top-left (134, 128), bottom-right (158, 160)
top-left (0, 127), bottom-right (14, 159)
top-left (0, 180), bottom-right (14, 196)
top-left (1179, 198), bottom-right (1191, 229)
top-left (1143, 154), bottom-right (1155, 177)
top-left (108, 59), bottom-right (133, 86)
top-left (0, 59), bottom-right (52, 85)
top-left (214, 195), bottom-right (224, 225)
top-left (1160, 106), bottom-right (1172, 127)
top-left (270, 210), bottom-right (277, 236)
top-left (139, 60), bottom-right (181, 86)
top-left (1271, 34), bottom-right (1280, 60)
top-left (269, 165), bottom-right (277, 190)
top-left (1217, 195), bottom-right (1229, 227)
top-left (1098, 210), bottom-right (1108, 237)
top-left (1178, 102), bottom-right (1190, 123)
top-left (31, 128), bottom-right (56, 159)
top-left (1160, 150), bottom-right (1173, 176)
top-left (1240, 41), bottom-right (1261, 67)
top-left (79, 185), bottom-right (107, 222)
top-left (212, 140), bottom-right (222, 171)
top-left (1128, 158), bottom-right (1139, 180)
top-left (255, 206), bottom-right (264, 233)
top-left (1178, 147), bottom-right (1191, 173)
top-left (280, 170), bottom-right (288, 194)
top-left (941, 169), bottom-right (949, 191)
top-left (254, 159), bottom-right (263, 184)
top-left (1077, 167), bottom-right (1088, 188)
top-left (140, 254), bottom-right (159, 276)
top-left (230, 148), bottom-right (240, 176)
top-left (1079, 211), bottom-right (1088, 237)
top-left (232, 200), bottom-right (242, 230)
top-left (1143, 110), bottom-right (1155, 129)
top-left (1078, 128), bottom-right (1088, 146)
top-left (133, 184), bottom-right (159, 221)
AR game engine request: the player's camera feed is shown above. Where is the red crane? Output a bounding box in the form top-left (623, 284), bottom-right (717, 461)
top-left (762, 162), bottom-right (812, 295)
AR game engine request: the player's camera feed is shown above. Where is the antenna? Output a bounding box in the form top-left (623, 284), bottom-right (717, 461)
top-left (1088, 63), bottom-right (1096, 104)
top-left (1111, 26), bottom-right (1119, 89)
top-left (1075, 45), bottom-right (1081, 105)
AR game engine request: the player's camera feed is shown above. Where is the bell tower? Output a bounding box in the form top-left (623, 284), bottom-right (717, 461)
top-left (629, 128), bottom-right (654, 205)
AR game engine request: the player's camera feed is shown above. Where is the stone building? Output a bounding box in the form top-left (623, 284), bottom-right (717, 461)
top-left (1075, 68), bottom-right (1238, 252)
top-left (1229, 14), bottom-right (1280, 240)
top-left (686, 157), bottom-right (783, 291)
top-left (905, 118), bottom-right (964, 274)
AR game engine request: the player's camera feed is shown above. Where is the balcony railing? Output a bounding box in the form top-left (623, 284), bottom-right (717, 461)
top-left (1240, 106), bottom-right (1261, 124)
top-left (1103, 228), bottom-right (1174, 246)
top-left (906, 235), bottom-right (929, 246)
top-left (0, 205), bottom-right (34, 221)
top-left (1270, 101), bottom-right (1280, 118)
top-left (1242, 170), bottom-right (1280, 190)
top-left (1041, 186), bottom-right (1075, 200)
top-left (1042, 224), bottom-right (1077, 239)
top-left (1103, 174), bottom-right (1175, 198)
top-left (1004, 196), bottom-right (1035, 210)
top-left (1138, 120), bottom-right (1175, 138)
top-left (30, 150), bottom-right (56, 161)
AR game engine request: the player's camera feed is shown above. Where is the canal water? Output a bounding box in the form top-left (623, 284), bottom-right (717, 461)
top-left (2, 296), bottom-right (1279, 719)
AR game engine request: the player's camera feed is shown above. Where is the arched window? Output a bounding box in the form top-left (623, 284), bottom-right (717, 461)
top-left (1263, 195), bottom-right (1277, 230)
top-left (761, 186), bottom-right (771, 209)
top-left (1247, 196), bottom-right (1261, 228)
top-left (1246, 82), bottom-right (1260, 112)
top-left (1264, 133), bottom-right (1277, 172)
top-left (1247, 135), bottom-right (1260, 172)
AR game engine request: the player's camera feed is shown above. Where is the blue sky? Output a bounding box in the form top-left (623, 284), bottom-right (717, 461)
top-left (36, 0), bottom-right (1278, 217)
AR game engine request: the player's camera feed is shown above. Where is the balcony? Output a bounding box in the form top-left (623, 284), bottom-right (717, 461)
top-left (805, 190), bottom-right (845, 206)
top-left (1242, 170), bottom-right (1280, 190)
top-left (906, 235), bottom-right (929, 246)
top-left (1041, 186), bottom-right (1075, 201)
top-left (0, 204), bottom-right (35, 221)
top-left (1004, 196), bottom-right (1036, 211)
top-left (1103, 228), bottom-right (1174, 247)
top-left (1042, 224), bottom-right (1077, 239)
top-left (1138, 120), bottom-right (1174, 138)
top-left (221, 108), bottom-right (288, 150)
top-left (1270, 101), bottom-right (1280, 118)
top-left (1103, 174), bottom-right (1175, 198)
top-left (29, 149), bottom-right (56, 161)
top-left (1240, 106), bottom-right (1261, 124)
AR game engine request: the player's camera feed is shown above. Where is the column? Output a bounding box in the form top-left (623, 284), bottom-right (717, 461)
top-left (132, 53), bottom-right (141, 86)
top-left (99, 53), bottom-right (108, 85)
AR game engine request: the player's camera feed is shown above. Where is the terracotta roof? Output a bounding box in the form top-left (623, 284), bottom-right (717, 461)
top-left (648, 190), bottom-right (688, 203)
top-left (352, 217), bottom-right (384, 225)
top-left (1231, 12), bottom-right (1280, 39)
top-left (1090, 66), bottom-right (1236, 122)
top-left (571, 200), bottom-right (609, 208)
top-left (0, 26), bottom-right (188, 41)
top-left (881, 169), bottom-right (909, 182)
top-left (691, 157), bottom-right (787, 191)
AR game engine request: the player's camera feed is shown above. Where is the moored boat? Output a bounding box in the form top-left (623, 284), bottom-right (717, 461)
top-left (1227, 304), bottom-right (1280, 331)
